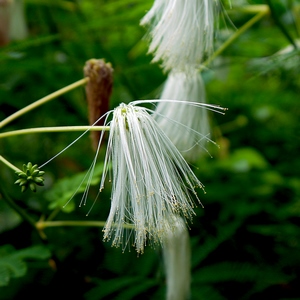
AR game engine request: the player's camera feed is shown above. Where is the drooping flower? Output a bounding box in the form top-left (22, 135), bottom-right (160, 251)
top-left (141, 0), bottom-right (220, 72)
top-left (100, 102), bottom-right (205, 253)
top-left (154, 70), bottom-right (212, 161)
top-left (98, 101), bottom-right (225, 253)
top-left (40, 99), bottom-right (225, 253)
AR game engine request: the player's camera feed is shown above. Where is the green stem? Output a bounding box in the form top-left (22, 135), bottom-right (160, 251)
top-left (0, 126), bottom-right (110, 139)
top-left (265, 0), bottom-right (298, 50)
top-left (236, 4), bottom-right (269, 14)
top-left (0, 155), bottom-right (21, 173)
top-left (202, 5), bottom-right (270, 68)
top-left (46, 207), bottom-right (62, 222)
top-left (0, 77), bottom-right (89, 129)
top-left (292, 3), bottom-right (300, 37)
top-left (36, 220), bottom-right (134, 230)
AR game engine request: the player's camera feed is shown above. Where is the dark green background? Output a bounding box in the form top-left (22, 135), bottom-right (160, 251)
top-left (0, 0), bottom-right (299, 299)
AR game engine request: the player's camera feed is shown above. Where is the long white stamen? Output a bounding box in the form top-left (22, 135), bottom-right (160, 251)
top-left (141, 0), bottom-right (220, 72)
top-left (39, 111), bottom-right (110, 169)
top-left (153, 71), bottom-right (217, 160)
top-left (101, 103), bottom-right (208, 253)
top-left (44, 99), bottom-right (226, 253)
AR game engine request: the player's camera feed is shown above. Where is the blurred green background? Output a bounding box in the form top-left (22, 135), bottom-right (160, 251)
top-left (0, 0), bottom-right (299, 299)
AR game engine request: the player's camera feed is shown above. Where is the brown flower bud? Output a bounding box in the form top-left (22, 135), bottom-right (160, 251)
top-left (0, 0), bottom-right (12, 46)
top-left (84, 59), bottom-right (113, 150)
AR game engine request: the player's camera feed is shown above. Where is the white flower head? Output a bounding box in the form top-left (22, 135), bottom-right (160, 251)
top-left (41, 100), bottom-right (225, 254)
top-left (100, 102), bottom-right (206, 253)
top-left (154, 70), bottom-right (211, 161)
top-left (141, 0), bottom-right (220, 72)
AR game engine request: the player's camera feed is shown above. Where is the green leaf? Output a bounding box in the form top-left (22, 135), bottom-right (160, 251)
top-left (248, 223), bottom-right (300, 239)
top-left (0, 257), bottom-right (26, 280)
top-left (0, 266), bottom-right (10, 287)
top-left (219, 147), bottom-right (269, 173)
top-left (44, 163), bottom-right (104, 212)
top-left (115, 279), bottom-right (157, 300)
top-left (0, 245), bottom-right (51, 287)
top-left (13, 245), bottom-right (51, 260)
top-left (192, 285), bottom-right (227, 300)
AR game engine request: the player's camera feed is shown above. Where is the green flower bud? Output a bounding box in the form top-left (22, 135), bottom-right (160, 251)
top-left (14, 162), bottom-right (45, 193)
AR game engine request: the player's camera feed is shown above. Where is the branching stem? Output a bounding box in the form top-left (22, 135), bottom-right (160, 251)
top-left (0, 155), bottom-right (21, 173)
top-left (0, 77), bottom-right (90, 129)
top-left (265, 0), bottom-right (298, 50)
top-left (202, 5), bottom-right (270, 68)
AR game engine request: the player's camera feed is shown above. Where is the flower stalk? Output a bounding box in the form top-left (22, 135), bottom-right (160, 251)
top-left (162, 215), bottom-right (191, 300)
top-left (0, 154), bottom-right (21, 173)
top-left (202, 6), bottom-right (270, 68)
top-left (265, 0), bottom-right (297, 50)
top-left (0, 126), bottom-right (109, 139)
top-left (35, 220), bottom-right (134, 230)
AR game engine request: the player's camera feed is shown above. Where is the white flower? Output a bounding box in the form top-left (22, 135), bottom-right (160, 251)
top-left (162, 214), bottom-right (191, 300)
top-left (154, 70), bottom-right (212, 161)
top-left (141, 0), bottom-right (220, 72)
top-left (100, 102), bottom-right (207, 253)
top-left (41, 100), bottom-right (225, 254)
top-left (99, 101), bottom-right (226, 253)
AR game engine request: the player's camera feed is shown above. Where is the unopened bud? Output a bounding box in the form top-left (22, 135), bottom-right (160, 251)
top-left (84, 58), bottom-right (113, 150)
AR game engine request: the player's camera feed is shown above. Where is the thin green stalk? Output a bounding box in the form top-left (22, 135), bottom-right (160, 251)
top-left (0, 126), bottom-right (110, 139)
top-left (46, 207), bottom-right (62, 222)
top-left (36, 220), bottom-right (134, 230)
top-left (292, 3), bottom-right (300, 37)
top-left (202, 5), bottom-right (270, 68)
top-left (236, 4), bottom-right (269, 14)
top-left (266, 0), bottom-right (298, 50)
top-left (0, 77), bottom-right (89, 129)
top-left (0, 155), bottom-right (21, 173)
